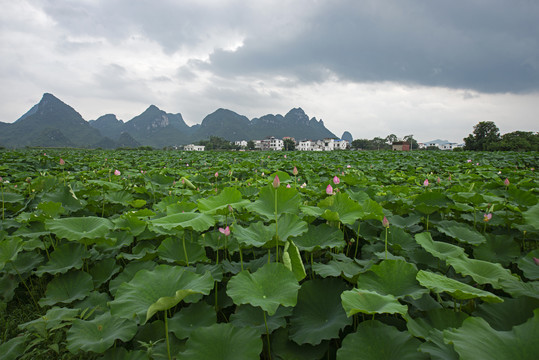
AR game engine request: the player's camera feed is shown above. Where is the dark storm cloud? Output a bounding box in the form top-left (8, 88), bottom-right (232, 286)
top-left (203, 0), bottom-right (539, 93)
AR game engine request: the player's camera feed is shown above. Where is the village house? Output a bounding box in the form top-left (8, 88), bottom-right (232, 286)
top-left (392, 141), bottom-right (410, 151)
top-left (183, 144), bottom-right (205, 151)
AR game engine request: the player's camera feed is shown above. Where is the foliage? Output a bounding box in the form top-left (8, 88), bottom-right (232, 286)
top-left (463, 121), bottom-right (501, 150)
top-left (196, 136), bottom-right (238, 150)
top-left (0, 148), bottom-right (538, 359)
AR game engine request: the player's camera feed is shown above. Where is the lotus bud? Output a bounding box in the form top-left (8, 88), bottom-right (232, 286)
top-left (59, 158), bottom-right (65, 165)
top-left (333, 176), bottom-right (340, 184)
top-left (293, 166), bottom-right (298, 176)
top-left (326, 184), bottom-right (333, 195)
top-left (114, 170), bottom-right (121, 176)
top-left (504, 178), bottom-right (510, 186)
top-left (273, 175), bottom-right (280, 188)
top-left (219, 226), bottom-right (230, 236)
top-left (423, 179), bottom-right (429, 187)
top-left (382, 216), bottom-right (390, 228)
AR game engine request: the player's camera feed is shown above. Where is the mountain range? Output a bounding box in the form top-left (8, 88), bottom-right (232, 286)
top-left (0, 93), bottom-right (340, 149)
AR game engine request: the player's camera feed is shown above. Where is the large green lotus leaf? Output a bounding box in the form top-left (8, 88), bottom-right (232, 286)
top-left (66, 312), bottom-right (137, 354)
top-left (109, 265), bottom-right (213, 324)
top-left (197, 187), bottom-right (250, 214)
top-left (387, 226), bottom-right (420, 252)
top-left (419, 329), bottom-right (459, 360)
top-left (523, 203), bottom-right (539, 230)
top-left (104, 190), bottom-right (134, 204)
top-left (150, 212), bottom-right (215, 232)
top-left (157, 236), bottom-right (207, 265)
top-left (227, 262), bottom-right (300, 316)
top-left (443, 309), bottom-right (539, 360)
top-left (113, 214), bottom-right (147, 236)
top-left (406, 308), bottom-right (469, 340)
top-left (4, 251), bottom-right (44, 275)
top-left (473, 234), bottom-right (520, 267)
top-left (289, 278), bottom-right (352, 345)
top-left (508, 187), bottom-right (538, 207)
top-left (89, 258), bottom-right (121, 288)
top-left (283, 239), bottom-right (306, 282)
top-left (275, 213), bottom-right (308, 242)
top-left (446, 256), bottom-right (516, 289)
top-left (230, 304), bottom-right (291, 335)
top-left (415, 232), bottom-right (466, 261)
top-left (416, 270), bottom-right (502, 303)
top-left (234, 221), bottom-right (274, 247)
top-left (45, 217), bottom-right (114, 241)
top-left (347, 191), bottom-right (385, 221)
top-left (474, 296), bottom-right (539, 331)
top-left (341, 289), bottom-right (408, 317)
top-left (101, 348), bottom-right (148, 360)
top-left (0, 237), bottom-right (23, 271)
top-left (317, 192), bottom-right (364, 225)
top-left (496, 277), bottom-right (539, 300)
top-left (436, 220), bottom-right (486, 245)
top-left (271, 328), bottom-right (329, 360)
top-left (35, 242), bottom-right (88, 276)
top-left (36, 201), bottom-right (65, 218)
top-left (0, 274), bottom-right (19, 303)
top-left (0, 334), bottom-right (29, 360)
top-left (337, 320), bottom-right (427, 360)
top-left (39, 270), bottom-right (94, 307)
top-left (293, 223), bottom-right (345, 252)
top-left (518, 249), bottom-right (539, 280)
top-left (108, 260), bottom-right (156, 295)
top-left (357, 259), bottom-right (428, 299)
top-left (168, 301), bottom-right (216, 339)
top-left (1, 192), bottom-right (25, 204)
top-left (181, 323), bottom-right (262, 360)
top-left (247, 185), bottom-right (301, 220)
top-left (41, 186), bottom-right (85, 213)
top-left (312, 257), bottom-right (365, 281)
top-left (413, 191), bottom-right (451, 215)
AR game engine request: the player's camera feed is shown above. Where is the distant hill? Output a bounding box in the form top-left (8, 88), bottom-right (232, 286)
top-left (2, 93), bottom-right (340, 148)
top-left (0, 93), bottom-right (105, 148)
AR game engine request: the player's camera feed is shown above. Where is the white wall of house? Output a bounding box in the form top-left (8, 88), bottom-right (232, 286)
top-left (184, 144), bottom-right (205, 151)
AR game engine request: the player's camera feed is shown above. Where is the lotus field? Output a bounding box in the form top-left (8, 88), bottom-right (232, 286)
top-left (1, 149), bottom-right (538, 360)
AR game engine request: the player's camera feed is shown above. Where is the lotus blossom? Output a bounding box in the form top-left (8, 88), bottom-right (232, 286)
top-left (273, 175), bottom-right (280, 188)
top-left (504, 178), bottom-right (510, 186)
top-left (347, 165), bottom-right (351, 168)
top-left (467, 159), bottom-right (472, 163)
top-left (382, 216), bottom-right (390, 228)
top-left (219, 226), bottom-right (230, 236)
top-left (300, 183), bottom-right (306, 188)
top-left (114, 170), bottom-right (121, 176)
top-left (286, 184), bottom-right (291, 188)
top-left (483, 213), bottom-right (492, 222)
top-left (423, 179), bottom-right (429, 187)
top-left (293, 166), bottom-right (298, 175)
top-left (215, 172), bottom-right (219, 177)
top-left (533, 257), bottom-right (539, 266)
top-left (333, 176), bottom-right (340, 184)
top-left (326, 184), bottom-right (333, 195)
top-left (59, 158), bottom-right (65, 165)
top-left (284, 155), bottom-right (287, 158)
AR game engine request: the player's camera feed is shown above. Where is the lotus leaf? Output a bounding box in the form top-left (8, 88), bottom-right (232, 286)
top-left (66, 312), bottom-right (137, 354)
top-left (416, 270), bottom-right (503, 302)
top-left (337, 320), bottom-right (427, 359)
top-left (35, 242), bottom-right (88, 276)
top-left (247, 185), bottom-right (301, 220)
top-left (0, 237), bottom-right (23, 271)
top-left (443, 309), bottom-right (539, 360)
top-left (523, 203), bottom-right (539, 230)
top-left (518, 249), bottom-right (539, 280)
top-left (293, 223), bottom-right (344, 252)
top-left (341, 289), bottom-right (408, 317)
top-left (89, 258), bottom-right (121, 287)
top-left (230, 304), bottom-right (291, 335)
top-left (108, 260), bottom-right (156, 295)
top-left (357, 259), bottom-right (428, 299)
top-left (168, 301), bottom-right (216, 339)
top-left (227, 262), bottom-right (300, 316)
top-left (289, 278), bottom-right (352, 345)
top-left (0, 334), bottom-right (29, 360)
top-left (474, 296), bottom-right (539, 331)
top-left (271, 328), bottom-right (329, 360)
top-left (317, 192), bottom-right (364, 225)
top-left (157, 236), bottom-right (207, 265)
top-left (150, 212), bottom-right (215, 232)
top-left (197, 187), bottom-right (250, 214)
top-left (415, 232), bottom-right (466, 260)
top-left (109, 265), bottom-right (213, 323)
top-left (473, 234), bottom-right (520, 266)
top-left (436, 220), bottom-right (486, 245)
top-left (39, 270), bottom-right (94, 306)
top-left (181, 323), bottom-right (262, 360)
top-left (45, 216), bottom-right (114, 241)
top-left (446, 256), bottom-right (516, 289)
top-left (283, 239), bottom-right (306, 281)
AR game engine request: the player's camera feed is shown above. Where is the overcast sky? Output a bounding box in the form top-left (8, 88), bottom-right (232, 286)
top-left (1, 0), bottom-right (538, 143)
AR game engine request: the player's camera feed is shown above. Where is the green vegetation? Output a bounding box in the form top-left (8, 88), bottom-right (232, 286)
top-left (464, 121), bottom-right (539, 151)
top-left (0, 149), bottom-right (538, 359)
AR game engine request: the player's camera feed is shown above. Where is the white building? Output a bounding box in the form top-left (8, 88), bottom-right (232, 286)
top-left (297, 138), bottom-right (349, 151)
top-left (184, 144), bottom-right (205, 151)
top-left (419, 139), bottom-right (463, 151)
top-left (235, 140), bottom-right (248, 148)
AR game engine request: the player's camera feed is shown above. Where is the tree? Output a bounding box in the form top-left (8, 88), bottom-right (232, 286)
top-left (247, 140), bottom-right (256, 150)
top-left (490, 131), bottom-right (539, 151)
top-left (283, 138), bottom-right (296, 151)
top-left (385, 134), bottom-right (398, 145)
top-left (403, 135), bottom-right (418, 150)
top-left (464, 121), bottom-right (501, 151)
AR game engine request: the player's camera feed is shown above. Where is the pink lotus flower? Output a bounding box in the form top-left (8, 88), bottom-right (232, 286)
top-left (293, 166), bottom-right (298, 176)
top-left (114, 170), bottom-right (121, 176)
top-left (215, 172), bottom-right (219, 178)
top-left (533, 257), bottom-right (539, 266)
top-left (382, 216), bottom-right (389, 228)
top-left (484, 213), bottom-right (492, 222)
top-left (273, 175), bottom-right (280, 188)
top-left (219, 226), bottom-right (230, 236)
top-left (333, 176), bottom-right (340, 184)
top-left (286, 184), bottom-right (291, 188)
top-left (347, 165), bottom-right (351, 168)
top-left (284, 155), bottom-right (287, 158)
top-left (59, 158), bottom-right (65, 166)
top-left (467, 159), bottom-right (472, 163)
top-left (326, 184), bottom-right (333, 195)
top-left (423, 179), bottom-right (429, 187)
top-left (504, 178), bottom-right (510, 186)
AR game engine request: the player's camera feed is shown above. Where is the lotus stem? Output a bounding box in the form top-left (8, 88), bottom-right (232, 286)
top-left (262, 310), bottom-right (272, 360)
top-left (182, 233), bottom-right (189, 266)
top-left (1, 182), bottom-right (4, 220)
top-left (12, 263), bottom-right (39, 310)
top-left (164, 310), bottom-right (172, 360)
top-left (384, 227), bottom-right (388, 260)
top-left (274, 188), bottom-right (279, 262)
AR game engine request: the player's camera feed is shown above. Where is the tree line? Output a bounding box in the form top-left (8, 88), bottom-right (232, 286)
top-left (464, 121), bottom-right (539, 151)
